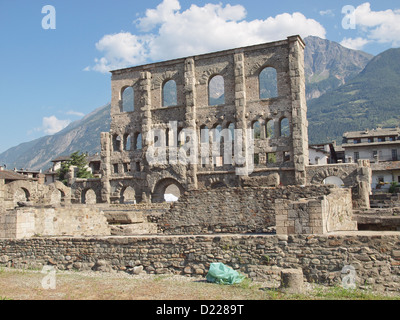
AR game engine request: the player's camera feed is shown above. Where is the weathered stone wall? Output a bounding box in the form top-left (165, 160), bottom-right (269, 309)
top-left (0, 232), bottom-right (399, 292)
top-left (306, 160), bottom-right (372, 209)
top-left (2, 180), bottom-right (72, 210)
top-left (155, 185), bottom-right (338, 235)
top-left (0, 206), bottom-right (110, 239)
top-left (101, 36), bottom-right (309, 204)
top-left (275, 188), bottom-right (357, 235)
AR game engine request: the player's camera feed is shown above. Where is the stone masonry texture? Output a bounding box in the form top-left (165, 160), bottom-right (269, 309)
top-left (0, 232), bottom-right (400, 292)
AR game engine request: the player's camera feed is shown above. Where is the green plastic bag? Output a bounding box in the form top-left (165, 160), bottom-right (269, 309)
top-left (206, 262), bottom-right (245, 285)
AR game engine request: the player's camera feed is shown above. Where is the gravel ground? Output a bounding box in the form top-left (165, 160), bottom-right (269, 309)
top-left (0, 267), bottom-right (399, 301)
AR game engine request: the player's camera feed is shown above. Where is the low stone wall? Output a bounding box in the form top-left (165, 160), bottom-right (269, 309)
top-left (156, 185), bottom-right (344, 235)
top-left (275, 188), bottom-right (357, 235)
top-left (0, 206), bottom-right (110, 239)
top-left (0, 232), bottom-right (399, 292)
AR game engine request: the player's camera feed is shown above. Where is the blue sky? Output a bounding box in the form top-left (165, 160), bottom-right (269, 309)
top-left (0, 0), bottom-right (399, 154)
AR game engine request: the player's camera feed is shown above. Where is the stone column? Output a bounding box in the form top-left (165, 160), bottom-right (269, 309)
top-left (184, 58), bottom-right (198, 190)
top-left (234, 52), bottom-right (251, 177)
top-left (100, 132), bottom-right (111, 203)
top-left (139, 71), bottom-right (153, 200)
top-left (288, 36), bottom-right (308, 186)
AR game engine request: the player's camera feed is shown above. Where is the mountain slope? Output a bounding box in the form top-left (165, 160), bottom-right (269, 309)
top-left (303, 36), bottom-right (373, 100)
top-left (0, 103), bottom-right (111, 171)
top-left (308, 48), bottom-right (400, 145)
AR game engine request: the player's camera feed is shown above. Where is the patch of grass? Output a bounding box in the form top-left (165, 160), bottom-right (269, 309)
top-left (0, 296), bottom-right (13, 300)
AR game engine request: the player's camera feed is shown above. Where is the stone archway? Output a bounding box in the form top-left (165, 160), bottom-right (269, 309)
top-left (14, 187), bottom-right (30, 206)
top-left (309, 167), bottom-right (352, 187)
top-left (81, 188), bottom-right (97, 204)
top-left (323, 176), bottom-right (345, 188)
top-left (152, 178), bottom-right (185, 203)
top-left (121, 186), bottom-right (136, 204)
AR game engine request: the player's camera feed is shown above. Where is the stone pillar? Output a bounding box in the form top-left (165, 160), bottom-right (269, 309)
top-left (138, 71), bottom-right (154, 198)
top-left (280, 269), bottom-right (304, 294)
top-left (184, 58), bottom-right (198, 190)
top-left (139, 71), bottom-right (153, 153)
top-left (234, 52), bottom-right (251, 176)
top-left (100, 132), bottom-right (111, 203)
top-left (0, 179), bottom-right (4, 212)
top-left (288, 36), bottom-right (308, 186)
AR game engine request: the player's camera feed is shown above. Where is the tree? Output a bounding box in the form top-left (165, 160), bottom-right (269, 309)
top-left (57, 151), bottom-right (94, 185)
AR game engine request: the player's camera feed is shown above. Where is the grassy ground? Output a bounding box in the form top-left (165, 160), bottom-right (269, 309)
top-left (0, 267), bottom-right (399, 301)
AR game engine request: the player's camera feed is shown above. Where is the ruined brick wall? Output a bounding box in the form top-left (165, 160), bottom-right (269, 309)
top-left (275, 188), bottom-right (357, 235)
top-left (2, 180), bottom-right (72, 209)
top-left (155, 185), bottom-right (337, 235)
top-left (0, 233), bottom-right (399, 292)
top-left (0, 206), bottom-right (110, 239)
top-left (101, 36), bottom-right (309, 203)
top-left (306, 160), bottom-right (372, 209)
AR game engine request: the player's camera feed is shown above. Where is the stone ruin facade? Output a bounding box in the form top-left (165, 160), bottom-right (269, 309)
top-left (100, 35), bottom-right (310, 204)
top-left (0, 35), bottom-right (373, 239)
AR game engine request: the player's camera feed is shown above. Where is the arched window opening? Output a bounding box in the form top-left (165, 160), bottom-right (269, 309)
top-left (82, 189), bottom-right (97, 204)
top-left (177, 127), bottom-right (185, 147)
top-left (163, 80), bottom-right (177, 107)
top-left (134, 132), bottom-right (142, 150)
top-left (266, 119), bottom-right (275, 138)
top-left (212, 125), bottom-right (223, 167)
top-left (200, 125), bottom-right (209, 144)
top-left (252, 121), bottom-right (263, 140)
top-left (122, 186), bottom-right (136, 204)
top-left (200, 125), bottom-right (209, 168)
top-left (209, 75), bottom-right (225, 106)
top-left (228, 123), bottom-right (235, 160)
top-left (113, 135), bottom-right (122, 152)
top-left (166, 128), bottom-right (170, 147)
top-left (259, 67), bottom-right (278, 99)
top-left (164, 184), bottom-right (181, 202)
top-left (121, 87), bottom-right (134, 112)
top-left (153, 178), bottom-right (184, 203)
top-left (323, 176), bottom-right (345, 188)
top-left (267, 152), bottom-right (277, 164)
top-left (124, 134), bottom-right (132, 151)
top-left (280, 118), bottom-right (290, 137)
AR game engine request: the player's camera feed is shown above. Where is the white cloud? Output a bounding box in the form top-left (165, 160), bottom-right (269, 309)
top-left (87, 0), bottom-right (326, 73)
top-left (66, 110), bottom-right (85, 117)
top-left (319, 9), bottom-right (334, 17)
top-left (42, 116), bottom-right (71, 135)
top-left (340, 37), bottom-right (370, 50)
top-left (341, 2), bottom-right (400, 50)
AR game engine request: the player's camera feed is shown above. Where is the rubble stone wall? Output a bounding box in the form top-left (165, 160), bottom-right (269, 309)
top-left (155, 184), bottom-right (353, 235)
top-left (0, 232), bottom-right (399, 292)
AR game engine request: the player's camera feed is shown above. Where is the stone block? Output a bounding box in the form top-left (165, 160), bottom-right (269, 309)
top-left (280, 269), bottom-right (304, 294)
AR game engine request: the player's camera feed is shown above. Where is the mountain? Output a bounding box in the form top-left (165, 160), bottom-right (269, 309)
top-left (0, 37), bottom-right (375, 170)
top-left (0, 104), bottom-right (111, 171)
top-left (303, 36), bottom-right (374, 100)
top-left (307, 47), bottom-right (400, 145)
